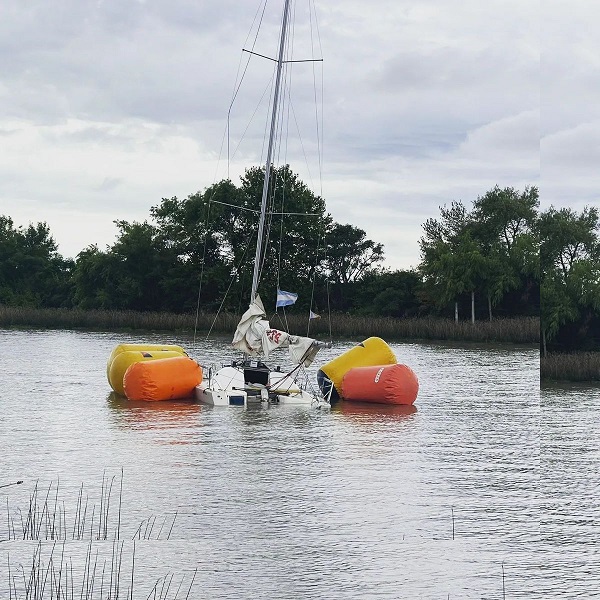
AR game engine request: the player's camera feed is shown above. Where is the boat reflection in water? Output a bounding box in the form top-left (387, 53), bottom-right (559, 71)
top-left (335, 400), bottom-right (417, 420)
top-left (107, 392), bottom-right (203, 436)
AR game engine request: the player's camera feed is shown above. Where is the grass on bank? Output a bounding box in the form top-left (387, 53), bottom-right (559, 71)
top-left (541, 352), bottom-right (600, 382)
top-left (0, 306), bottom-right (539, 344)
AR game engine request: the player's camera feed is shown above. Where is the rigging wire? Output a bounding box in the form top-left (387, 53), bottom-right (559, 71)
top-left (194, 0), bottom-right (332, 347)
top-left (204, 231), bottom-right (254, 341)
top-left (193, 198), bottom-right (212, 349)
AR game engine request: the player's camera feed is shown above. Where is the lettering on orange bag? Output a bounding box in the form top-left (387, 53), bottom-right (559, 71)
top-left (341, 363), bottom-right (419, 405)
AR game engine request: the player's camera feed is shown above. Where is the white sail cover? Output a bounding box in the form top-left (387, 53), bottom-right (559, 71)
top-left (231, 295), bottom-right (325, 367)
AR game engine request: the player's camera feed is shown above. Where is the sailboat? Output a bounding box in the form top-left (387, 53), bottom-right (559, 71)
top-left (194, 0), bottom-right (332, 408)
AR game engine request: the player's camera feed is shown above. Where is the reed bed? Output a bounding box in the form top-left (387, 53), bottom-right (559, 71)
top-left (2, 476), bottom-right (196, 599)
top-left (2, 473), bottom-right (177, 543)
top-left (0, 306), bottom-right (230, 333)
top-left (0, 306), bottom-right (539, 344)
top-left (304, 314), bottom-right (539, 344)
top-left (541, 351), bottom-right (600, 381)
top-left (5, 541), bottom-right (197, 599)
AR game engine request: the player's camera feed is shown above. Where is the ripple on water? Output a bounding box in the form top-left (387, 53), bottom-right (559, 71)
top-left (0, 330), bottom-right (571, 598)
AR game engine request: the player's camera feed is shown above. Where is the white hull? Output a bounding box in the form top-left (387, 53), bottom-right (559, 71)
top-left (194, 363), bottom-right (324, 408)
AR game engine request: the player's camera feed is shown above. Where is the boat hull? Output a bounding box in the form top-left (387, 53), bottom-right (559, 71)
top-left (195, 364), bottom-right (318, 407)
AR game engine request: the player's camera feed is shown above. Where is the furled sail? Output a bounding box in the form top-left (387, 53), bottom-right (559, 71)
top-left (232, 295), bottom-right (328, 366)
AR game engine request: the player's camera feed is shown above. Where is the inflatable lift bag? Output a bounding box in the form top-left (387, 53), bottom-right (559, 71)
top-left (317, 337), bottom-right (396, 401)
top-left (342, 363), bottom-right (419, 405)
top-left (123, 356), bottom-right (202, 402)
top-left (108, 349), bottom-right (185, 395)
top-left (107, 343), bottom-right (186, 378)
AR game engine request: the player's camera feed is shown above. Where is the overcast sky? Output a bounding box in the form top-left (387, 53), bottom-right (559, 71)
top-left (0, 0), bottom-right (591, 271)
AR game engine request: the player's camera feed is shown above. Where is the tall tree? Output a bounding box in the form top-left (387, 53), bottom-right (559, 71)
top-left (419, 201), bottom-right (487, 321)
top-left (324, 223), bottom-right (384, 285)
top-left (0, 216), bottom-right (73, 307)
top-left (471, 186), bottom-right (539, 319)
top-left (539, 206), bottom-right (600, 354)
top-left (151, 165), bottom-right (332, 313)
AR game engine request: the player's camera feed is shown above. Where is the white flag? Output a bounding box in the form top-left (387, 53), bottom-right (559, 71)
top-left (309, 310), bottom-right (321, 319)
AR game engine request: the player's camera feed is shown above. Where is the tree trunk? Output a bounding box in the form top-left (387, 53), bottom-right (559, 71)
top-left (542, 328), bottom-right (547, 358)
top-left (471, 291), bottom-right (475, 324)
top-left (455, 302), bottom-right (459, 323)
top-left (488, 294), bottom-right (492, 321)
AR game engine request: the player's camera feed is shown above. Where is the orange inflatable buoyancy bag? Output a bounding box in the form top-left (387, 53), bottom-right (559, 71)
top-left (108, 350), bottom-right (185, 395)
top-left (317, 337), bottom-right (396, 401)
top-left (106, 343), bottom-right (186, 380)
top-left (123, 356), bottom-right (202, 401)
top-left (341, 363), bottom-right (419, 405)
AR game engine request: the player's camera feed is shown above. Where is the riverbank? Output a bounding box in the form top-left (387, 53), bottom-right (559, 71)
top-left (541, 351), bottom-right (600, 382)
top-left (0, 306), bottom-right (539, 344)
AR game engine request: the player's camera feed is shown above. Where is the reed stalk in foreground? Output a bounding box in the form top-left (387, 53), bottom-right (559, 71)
top-left (2, 476), bottom-right (196, 599)
top-left (0, 306), bottom-right (539, 344)
top-left (2, 475), bottom-right (176, 542)
top-left (541, 351), bottom-right (600, 381)
top-left (4, 541), bottom-right (198, 600)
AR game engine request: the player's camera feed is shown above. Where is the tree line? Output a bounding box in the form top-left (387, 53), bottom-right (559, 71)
top-left (0, 166), bottom-right (597, 353)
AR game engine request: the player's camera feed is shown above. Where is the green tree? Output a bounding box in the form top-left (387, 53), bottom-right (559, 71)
top-left (239, 165), bottom-right (331, 308)
top-left (324, 223), bottom-right (384, 285)
top-left (419, 187), bottom-right (539, 321)
top-left (539, 206), bottom-right (600, 354)
top-left (419, 201), bottom-right (487, 321)
top-left (72, 220), bottom-right (183, 311)
top-left (151, 180), bottom-right (245, 311)
top-left (0, 216), bottom-right (73, 307)
top-left (72, 245), bottom-right (122, 309)
top-left (357, 270), bottom-right (421, 317)
top-left (320, 223), bottom-right (385, 312)
top-left (471, 186), bottom-right (539, 319)
top-left (151, 165), bottom-right (332, 313)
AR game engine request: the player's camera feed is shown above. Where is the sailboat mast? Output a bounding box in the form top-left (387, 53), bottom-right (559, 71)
top-left (250, 0), bottom-right (291, 304)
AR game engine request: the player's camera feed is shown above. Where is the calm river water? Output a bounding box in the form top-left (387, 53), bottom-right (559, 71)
top-left (0, 328), bottom-right (588, 598)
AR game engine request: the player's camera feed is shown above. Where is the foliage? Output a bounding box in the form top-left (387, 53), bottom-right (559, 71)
top-left (0, 215), bottom-right (73, 308)
top-left (1, 178), bottom-right (546, 334)
top-left (355, 270), bottom-right (421, 318)
top-left (539, 206), bottom-right (600, 353)
top-left (324, 223), bottom-right (384, 284)
top-left (418, 187), bottom-right (540, 321)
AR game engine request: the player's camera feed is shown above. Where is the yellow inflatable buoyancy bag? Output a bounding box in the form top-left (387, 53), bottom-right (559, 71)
top-left (317, 337), bottom-right (396, 401)
top-left (106, 343), bottom-right (186, 380)
top-left (108, 349), bottom-right (186, 395)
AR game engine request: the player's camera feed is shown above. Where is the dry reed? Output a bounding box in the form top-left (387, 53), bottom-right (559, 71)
top-left (5, 541), bottom-right (198, 599)
top-left (541, 351), bottom-right (600, 381)
top-left (2, 475), bottom-right (196, 599)
top-left (0, 306), bottom-right (539, 344)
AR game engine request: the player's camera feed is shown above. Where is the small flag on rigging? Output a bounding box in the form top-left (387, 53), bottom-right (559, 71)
top-left (276, 289), bottom-right (298, 308)
top-left (309, 310), bottom-right (321, 320)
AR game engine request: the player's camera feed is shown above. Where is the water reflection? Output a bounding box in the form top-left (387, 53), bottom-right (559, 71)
top-left (0, 329), bottom-right (545, 598)
top-left (107, 392), bottom-right (202, 431)
top-left (335, 400), bottom-right (417, 420)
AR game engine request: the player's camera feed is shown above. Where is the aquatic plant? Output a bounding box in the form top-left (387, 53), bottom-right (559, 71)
top-left (540, 351), bottom-right (600, 381)
top-left (4, 540), bottom-right (197, 599)
top-left (1, 474), bottom-right (196, 599)
top-left (0, 306), bottom-right (539, 344)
